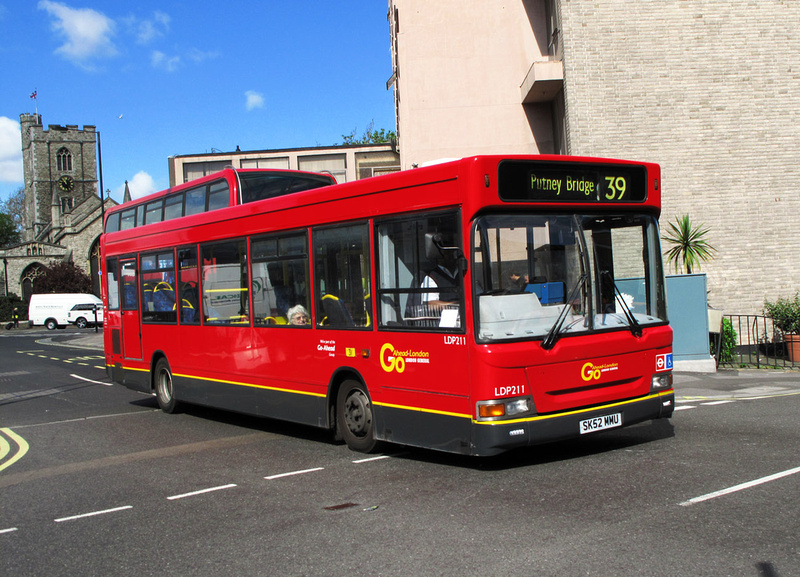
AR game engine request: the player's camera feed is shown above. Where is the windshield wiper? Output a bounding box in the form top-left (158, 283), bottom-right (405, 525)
top-left (602, 271), bottom-right (642, 337)
top-left (541, 274), bottom-right (586, 350)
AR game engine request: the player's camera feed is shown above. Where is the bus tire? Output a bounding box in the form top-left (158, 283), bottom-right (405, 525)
top-left (154, 357), bottom-right (179, 414)
top-left (336, 380), bottom-right (377, 453)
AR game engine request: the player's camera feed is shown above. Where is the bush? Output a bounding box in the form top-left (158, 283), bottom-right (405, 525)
top-left (0, 294), bottom-right (27, 322)
top-left (711, 317), bottom-right (737, 364)
top-left (763, 292), bottom-right (800, 335)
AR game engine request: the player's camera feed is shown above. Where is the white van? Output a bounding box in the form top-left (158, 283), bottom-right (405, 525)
top-left (28, 293), bottom-right (103, 330)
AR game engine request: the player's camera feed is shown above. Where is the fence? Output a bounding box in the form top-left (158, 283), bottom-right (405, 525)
top-left (722, 314), bottom-right (798, 369)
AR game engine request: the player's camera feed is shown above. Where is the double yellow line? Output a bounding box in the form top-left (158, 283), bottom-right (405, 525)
top-left (0, 428), bottom-right (28, 473)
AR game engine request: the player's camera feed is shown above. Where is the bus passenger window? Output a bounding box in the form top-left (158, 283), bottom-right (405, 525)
top-left (251, 232), bottom-right (310, 326)
top-left (145, 200), bottom-right (164, 225)
top-left (185, 186), bottom-right (206, 216)
top-left (313, 223), bottom-right (371, 329)
top-left (164, 194), bottom-right (183, 220)
top-left (106, 258), bottom-right (120, 310)
top-left (120, 208), bottom-right (135, 231)
top-left (201, 240), bottom-right (249, 325)
top-left (141, 251), bottom-right (176, 324)
top-left (105, 212), bottom-right (120, 233)
top-left (178, 247), bottom-right (199, 324)
top-left (376, 212), bottom-right (463, 330)
top-left (207, 181), bottom-right (229, 212)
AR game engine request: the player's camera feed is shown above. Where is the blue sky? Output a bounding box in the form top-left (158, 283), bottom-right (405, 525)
top-left (0, 1), bottom-right (396, 203)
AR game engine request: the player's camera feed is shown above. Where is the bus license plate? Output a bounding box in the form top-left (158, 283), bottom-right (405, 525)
top-left (579, 413), bottom-right (622, 434)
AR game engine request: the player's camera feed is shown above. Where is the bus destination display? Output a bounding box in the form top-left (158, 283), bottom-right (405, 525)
top-left (498, 160), bottom-right (648, 203)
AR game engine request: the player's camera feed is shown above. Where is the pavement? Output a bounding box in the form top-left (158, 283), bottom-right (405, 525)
top-left (31, 328), bottom-right (798, 402)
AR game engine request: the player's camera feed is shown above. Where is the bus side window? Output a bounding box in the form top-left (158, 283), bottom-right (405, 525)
top-left (178, 246), bottom-right (199, 324)
top-left (251, 232), bottom-right (310, 326)
top-left (201, 240), bottom-right (249, 325)
top-left (313, 223), bottom-right (371, 329)
top-left (185, 185), bottom-right (207, 217)
top-left (376, 211), bottom-right (463, 330)
top-left (141, 251), bottom-right (176, 324)
top-left (106, 258), bottom-right (120, 310)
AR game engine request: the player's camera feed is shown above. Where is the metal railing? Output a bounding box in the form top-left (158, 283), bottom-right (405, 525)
top-left (722, 314), bottom-right (798, 369)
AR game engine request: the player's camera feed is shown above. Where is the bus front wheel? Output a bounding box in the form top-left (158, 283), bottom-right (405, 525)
top-left (336, 380), bottom-right (377, 453)
top-left (154, 358), bottom-right (179, 414)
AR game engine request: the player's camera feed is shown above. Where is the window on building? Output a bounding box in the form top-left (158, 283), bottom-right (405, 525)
top-left (298, 154), bottom-right (347, 184)
top-left (60, 197), bottom-right (73, 213)
top-left (57, 148), bottom-right (73, 172)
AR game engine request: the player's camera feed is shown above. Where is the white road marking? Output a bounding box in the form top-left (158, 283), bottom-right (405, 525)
top-left (0, 527), bottom-right (18, 534)
top-left (54, 505), bottom-right (133, 523)
top-left (167, 484), bottom-right (238, 500)
top-left (265, 467), bottom-right (324, 480)
top-left (680, 465), bottom-right (800, 506)
top-left (70, 374), bottom-right (112, 386)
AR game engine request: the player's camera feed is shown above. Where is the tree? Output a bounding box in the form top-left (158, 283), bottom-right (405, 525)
top-left (0, 187), bottom-right (24, 246)
top-left (34, 261), bottom-right (93, 294)
top-left (0, 213), bottom-right (20, 247)
top-left (662, 214), bottom-right (717, 274)
top-left (340, 120), bottom-right (397, 145)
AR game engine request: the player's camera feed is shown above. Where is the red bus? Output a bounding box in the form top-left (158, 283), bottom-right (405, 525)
top-left (101, 156), bottom-right (674, 456)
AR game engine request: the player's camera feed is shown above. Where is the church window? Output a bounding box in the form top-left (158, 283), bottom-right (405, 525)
top-left (61, 197), bottom-right (74, 213)
top-left (57, 148), bottom-right (73, 172)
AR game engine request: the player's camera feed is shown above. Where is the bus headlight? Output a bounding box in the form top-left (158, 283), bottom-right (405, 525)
top-left (651, 372), bottom-right (673, 392)
top-left (476, 396), bottom-right (533, 421)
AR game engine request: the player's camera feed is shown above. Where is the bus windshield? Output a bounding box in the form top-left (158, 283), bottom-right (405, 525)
top-left (473, 213), bottom-right (667, 343)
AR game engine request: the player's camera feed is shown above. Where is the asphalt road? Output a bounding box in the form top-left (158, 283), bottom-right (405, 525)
top-left (1, 327), bottom-right (798, 576)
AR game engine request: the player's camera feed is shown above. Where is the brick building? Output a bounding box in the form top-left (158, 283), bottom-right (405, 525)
top-left (0, 113), bottom-right (113, 299)
top-left (388, 0), bottom-right (800, 315)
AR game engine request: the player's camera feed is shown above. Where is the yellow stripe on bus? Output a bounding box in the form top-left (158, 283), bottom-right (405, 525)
top-left (172, 372), bottom-right (326, 398)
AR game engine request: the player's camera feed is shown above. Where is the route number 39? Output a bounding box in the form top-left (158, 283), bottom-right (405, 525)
top-left (604, 176), bottom-right (627, 200)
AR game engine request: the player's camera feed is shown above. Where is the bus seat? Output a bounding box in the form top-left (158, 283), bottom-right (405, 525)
top-left (321, 294), bottom-right (354, 327)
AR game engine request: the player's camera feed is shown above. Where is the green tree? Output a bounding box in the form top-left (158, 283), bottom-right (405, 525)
top-left (341, 120), bottom-right (397, 145)
top-left (34, 261), bottom-right (93, 294)
top-left (662, 214), bottom-right (717, 274)
top-left (0, 213), bottom-right (20, 247)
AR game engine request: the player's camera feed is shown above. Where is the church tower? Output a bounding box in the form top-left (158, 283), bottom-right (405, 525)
top-left (19, 113), bottom-right (98, 243)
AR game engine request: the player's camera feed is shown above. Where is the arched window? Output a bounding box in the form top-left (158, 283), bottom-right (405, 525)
top-left (57, 148), bottom-right (73, 172)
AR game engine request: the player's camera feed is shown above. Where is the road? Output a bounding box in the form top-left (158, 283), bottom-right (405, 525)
top-left (1, 327), bottom-right (798, 576)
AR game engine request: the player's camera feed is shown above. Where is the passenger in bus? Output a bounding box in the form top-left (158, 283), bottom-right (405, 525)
top-left (287, 304), bottom-right (310, 326)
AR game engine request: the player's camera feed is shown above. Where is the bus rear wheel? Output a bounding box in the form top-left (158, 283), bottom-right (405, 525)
top-left (336, 380), bottom-right (377, 453)
top-left (154, 358), bottom-right (179, 414)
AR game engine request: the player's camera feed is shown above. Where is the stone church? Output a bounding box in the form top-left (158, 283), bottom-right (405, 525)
top-left (0, 113), bottom-right (115, 300)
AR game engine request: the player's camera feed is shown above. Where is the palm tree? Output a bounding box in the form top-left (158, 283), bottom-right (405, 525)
top-left (662, 215), bottom-right (717, 274)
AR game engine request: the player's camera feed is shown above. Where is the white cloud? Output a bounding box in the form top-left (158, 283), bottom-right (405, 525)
top-left (245, 90), bottom-right (265, 111)
top-left (0, 117), bottom-right (23, 184)
top-left (133, 10), bottom-right (170, 45)
top-left (151, 50), bottom-right (181, 72)
top-left (38, 1), bottom-right (117, 67)
top-left (124, 171), bottom-right (157, 200)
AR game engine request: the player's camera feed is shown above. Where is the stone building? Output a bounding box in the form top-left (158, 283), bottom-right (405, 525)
top-left (0, 113), bottom-right (114, 300)
top-left (388, 0), bottom-right (800, 316)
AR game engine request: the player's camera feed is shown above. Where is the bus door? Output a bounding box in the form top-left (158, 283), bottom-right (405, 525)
top-left (120, 258), bottom-right (143, 360)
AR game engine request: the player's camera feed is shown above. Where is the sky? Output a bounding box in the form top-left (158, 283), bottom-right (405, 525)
top-left (0, 1), bottom-right (396, 204)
